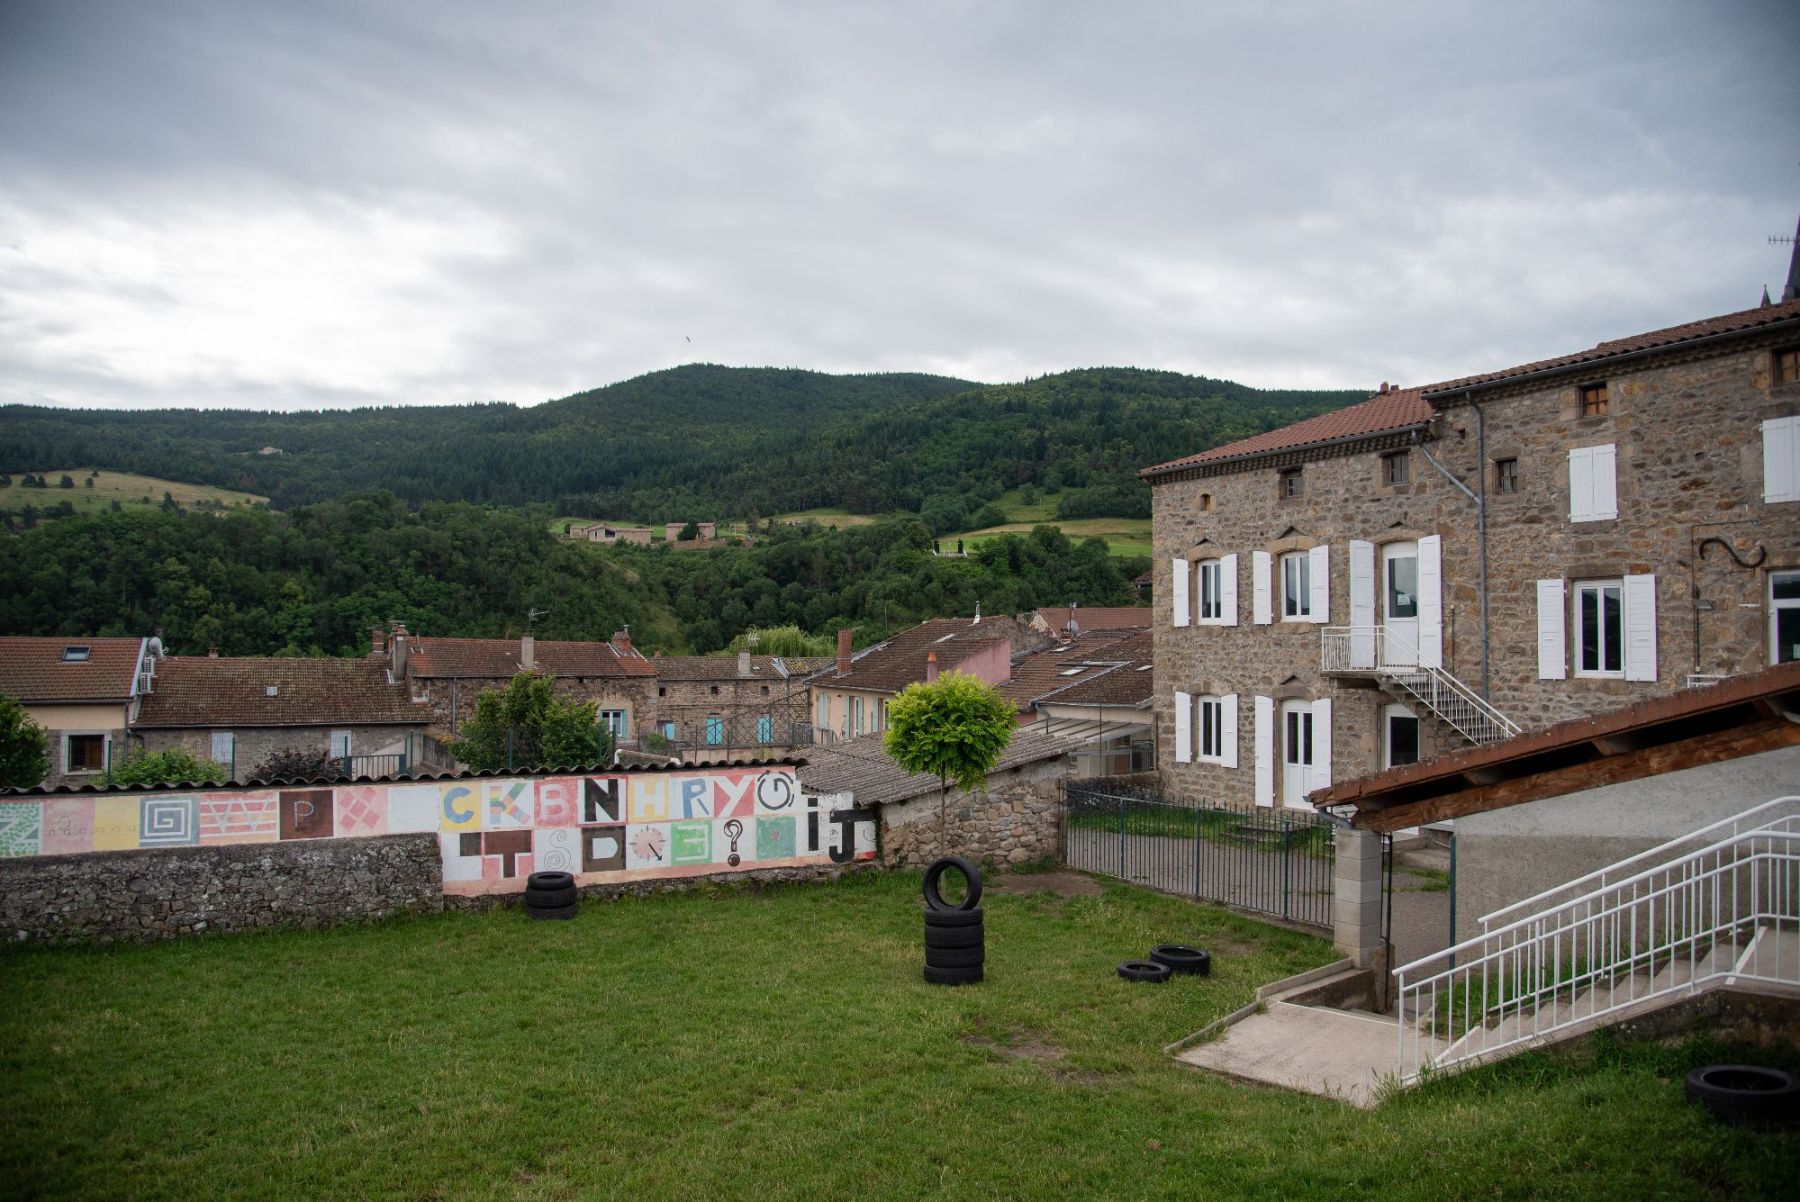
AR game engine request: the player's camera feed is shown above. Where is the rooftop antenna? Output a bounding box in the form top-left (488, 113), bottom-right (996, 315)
top-left (527, 607), bottom-right (551, 630)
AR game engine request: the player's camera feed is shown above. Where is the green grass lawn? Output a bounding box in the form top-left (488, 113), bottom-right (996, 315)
top-left (1, 469), bottom-right (267, 517)
top-left (3, 871), bottom-right (1791, 1200)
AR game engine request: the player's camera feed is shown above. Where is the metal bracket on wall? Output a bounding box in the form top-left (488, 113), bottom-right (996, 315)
top-left (1696, 537), bottom-right (1767, 570)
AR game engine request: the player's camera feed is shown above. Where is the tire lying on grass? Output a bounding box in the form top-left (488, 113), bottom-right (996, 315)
top-left (924, 963), bottom-right (983, 986)
top-left (922, 906), bottom-right (985, 928)
top-left (525, 871), bottom-right (580, 921)
top-left (525, 886), bottom-right (578, 909)
top-left (527, 902), bottom-right (579, 922)
top-left (527, 871), bottom-right (575, 891)
top-left (925, 924), bottom-right (986, 949)
top-left (925, 945), bottom-right (985, 970)
top-left (1685, 1064), bottom-right (1800, 1127)
top-left (1149, 945), bottom-right (1211, 976)
top-left (1117, 960), bottom-right (1173, 984)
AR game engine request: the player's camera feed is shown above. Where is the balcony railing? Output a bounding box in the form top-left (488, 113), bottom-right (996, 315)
top-left (1320, 626), bottom-right (1520, 747)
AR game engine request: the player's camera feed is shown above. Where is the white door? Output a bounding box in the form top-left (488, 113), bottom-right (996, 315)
top-left (1382, 541), bottom-right (1420, 666)
top-left (1279, 701), bottom-right (1314, 809)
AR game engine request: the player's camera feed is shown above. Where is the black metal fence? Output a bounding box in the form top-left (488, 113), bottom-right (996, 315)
top-left (1063, 780), bottom-right (1342, 929)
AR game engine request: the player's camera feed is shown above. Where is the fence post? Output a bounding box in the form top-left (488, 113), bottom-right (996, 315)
top-left (1334, 827), bottom-right (1384, 969)
top-left (1282, 821), bottom-right (1292, 921)
top-left (1194, 806), bottom-right (1203, 899)
top-left (1117, 793), bottom-right (1126, 880)
top-left (507, 727), bottom-right (515, 772)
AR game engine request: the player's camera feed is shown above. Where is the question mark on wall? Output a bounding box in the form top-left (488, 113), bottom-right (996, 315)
top-left (724, 818), bottom-right (744, 867)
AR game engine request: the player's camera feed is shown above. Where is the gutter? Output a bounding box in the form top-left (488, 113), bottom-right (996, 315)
top-left (1140, 422), bottom-right (1432, 481)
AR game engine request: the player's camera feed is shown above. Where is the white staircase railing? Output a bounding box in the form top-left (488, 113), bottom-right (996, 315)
top-left (1394, 806), bottom-right (1800, 1081)
top-left (1320, 627), bottom-right (1521, 746)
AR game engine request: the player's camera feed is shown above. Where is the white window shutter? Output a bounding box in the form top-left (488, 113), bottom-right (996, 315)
top-left (1624, 573), bottom-right (1658, 682)
top-left (1418, 534), bottom-right (1443, 669)
top-left (1221, 693), bottom-right (1239, 769)
top-left (1253, 696), bottom-right (1274, 808)
top-left (1171, 558), bottom-right (1190, 628)
top-left (1219, 553), bottom-right (1239, 627)
top-left (1569, 447), bottom-right (1592, 521)
top-left (1536, 578), bottom-right (1567, 680)
top-left (1348, 540), bottom-right (1376, 668)
top-left (1308, 544), bottom-right (1330, 623)
top-left (1764, 417), bottom-right (1800, 503)
top-left (1312, 697), bottom-right (1332, 794)
top-left (211, 731), bottom-right (234, 763)
top-left (1174, 690), bottom-right (1193, 762)
top-left (1252, 551), bottom-right (1273, 625)
top-left (1592, 444), bottom-right (1617, 519)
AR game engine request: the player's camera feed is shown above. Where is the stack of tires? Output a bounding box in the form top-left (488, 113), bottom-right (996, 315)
top-left (923, 855), bottom-right (984, 986)
top-left (525, 870), bottom-right (578, 921)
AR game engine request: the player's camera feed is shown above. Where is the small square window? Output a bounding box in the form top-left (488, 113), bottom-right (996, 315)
top-left (61, 645), bottom-right (90, 662)
top-left (1198, 493), bottom-right (1214, 512)
top-left (709, 685), bottom-right (720, 695)
top-left (1495, 458), bottom-right (1519, 494)
top-left (1777, 347), bottom-right (1800, 386)
top-left (1279, 469), bottom-right (1303, 500)
top-left (760, 685), bottom-right (769, 695)
top-left (1384, 453), bottom-right (1410, 486)
top-left (66, 734), bottom-right (106, 773)
top-left (1579, 382), bottom-right (1610, 417)
top-left (657, 686), bottom-right (667, 697)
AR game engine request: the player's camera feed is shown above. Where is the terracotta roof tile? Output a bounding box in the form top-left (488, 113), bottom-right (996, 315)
top-left (1032, 606), bottom-right (1152, 634)
top-left (650, 655), bottom-right (824, 682)
top-left (0, 637), bottom-right (145, 703)
top-left (824, 616), bottom-right (1045, 695)
top-left (1140, 389), bottom-right (1433, 477)
top-left (798, 729), bottom-right (1074, 806)
top-left (134, 656), bottom-right (433, 728)
top-left (996, 631), bottom-right (1142, 709)
top-left (1045, 632), bottom-right (1155, 707)
top-left (405, 636), bottom-right (655, 678)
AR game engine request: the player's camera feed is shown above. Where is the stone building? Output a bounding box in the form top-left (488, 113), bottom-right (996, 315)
top-left (132, 654), bottom-right (435, 778)
top-left (999, 630), bottom-right (1156, 776)
top-left (646, 652), bottom-right (830, 760)
top-left (386, 626), bottom-right (657, 741)
top-left (810, 615), bottom-right (1050, 744)
top-left (1141, 297), bottom-right (1800, 811)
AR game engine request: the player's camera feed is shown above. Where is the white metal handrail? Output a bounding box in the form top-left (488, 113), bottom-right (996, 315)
top-left (1395, 812), bottom-right (1800, 1080)
top-left (1320, 627), bottom-right (1520, 745)
top-left (1481, 795), bottom-right (1800, 929)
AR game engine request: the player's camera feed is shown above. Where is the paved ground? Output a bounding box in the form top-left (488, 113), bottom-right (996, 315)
top-left (1389, 867), bottom-right (1452, 968)
top-left (1177, 1000), bottom-right (1437, 1108)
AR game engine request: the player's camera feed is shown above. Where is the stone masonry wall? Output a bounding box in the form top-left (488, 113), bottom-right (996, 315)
top-left (879, 756), bottom-right (1067, 869)
top-left (0, 833), bottom-right (442, 944)
top-left (136, 724), bottom-right (427, 775)
top-left (1151, 334), bottom-right (1800, 808)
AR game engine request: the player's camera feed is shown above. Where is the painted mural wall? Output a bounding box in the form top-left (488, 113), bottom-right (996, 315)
top-left (0, 766), bottom-right (878, 896)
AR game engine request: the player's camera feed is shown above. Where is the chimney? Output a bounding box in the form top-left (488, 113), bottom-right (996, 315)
top-left (370, 625), bottom-right (386, 655)
top-left (521, 632), bottom-right (536, 671)
top-left (1378, 381), bottom-right (1391, 394)
top-left (391, 623), bottom-right (409, 680)
top-left (972, 601), bottom-right (981, 624)
top-left (207, 646), bottom-right (219, 658)
top-left (926, 649), bottom-right (939, 683)
top-left (836, 628), bottom-right (853, 675)
top-left (611, 627), bottom-right (634, 655)
top-left (738, 651), bottom-right (752, 678)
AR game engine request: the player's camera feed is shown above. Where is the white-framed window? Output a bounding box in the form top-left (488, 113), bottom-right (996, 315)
top-left (599, 709), bottom-right (627, 737)
top-left (1197, 559), bottom-right (1223, 622)
top-left (1772, 571), bottom-right (1800, 664)
top-left (1568, 444), bottom-right (1618, 521)
top-left (1197, 696), bottom-right (1224, 762)
top-left (64, 732), bottom-right (108, 774)
top-left (1280, 552), bottom-right (1311, 620)
top-left (1574, 580), bottom-right (1624, 677)
top-left (211, 731), bottom-right (235, 764)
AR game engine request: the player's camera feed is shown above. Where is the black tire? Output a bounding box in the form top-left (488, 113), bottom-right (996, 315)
top-left (1685, 1065), bottom-right (1800, 1127)
top-left (925, 946), bottom-right (986, 970)
top-left (922, 856), bottom-right (984, 912)
top-left (924, 924), bottom-right (985, 949)
top-left (1149, 945), bottom-right (1211, 976)
top-left (922, 906), bottom-right (985, 928)
top-left (1118, 960), bottom-right (1172, 984)
top-left (924, 964), bottom-right (983, 986)
top-left (525, 886), bottom-right (578, 908)
top-left (527, 871), bottom-right (575, 891)
top-left (527, 902), bottom-right (579, 921)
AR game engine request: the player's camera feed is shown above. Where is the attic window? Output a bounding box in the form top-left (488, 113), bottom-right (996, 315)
top-left (1279, 468), bottom-right (1303, 500)
top-left (1579, 382), bottom-right (1610, 417)
top-left (265, 685), bottom-right (279, 697)
top-left (61, 645), bottom-right (91, 662)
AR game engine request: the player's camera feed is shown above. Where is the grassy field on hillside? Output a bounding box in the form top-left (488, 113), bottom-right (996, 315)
top-left (0, 469), bottom-right (267, 517)
top-left (775, 507), bottom-right (886, 527)
top-left (2, 871), bottom-right (1791, 1201)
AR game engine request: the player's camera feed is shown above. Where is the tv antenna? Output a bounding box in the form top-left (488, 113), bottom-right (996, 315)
top-left (527, 608), bottom-right (551, 629)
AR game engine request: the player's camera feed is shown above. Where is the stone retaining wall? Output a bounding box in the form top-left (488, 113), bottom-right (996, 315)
top-left (0, 833), bottom-right (442, 944)
top-left (878, 757), bottom-right (1065, 868)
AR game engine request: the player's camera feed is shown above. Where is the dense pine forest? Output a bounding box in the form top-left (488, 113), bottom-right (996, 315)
top-left (0, 496), bottom-right (1140, 655)
top-left (0, 365), bottom-right (1363, 523)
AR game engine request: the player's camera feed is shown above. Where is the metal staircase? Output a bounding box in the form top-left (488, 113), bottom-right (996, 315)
top-left (1392, 796), bottom-right (1800, 1083)
top-left (1320, 627), bottom-right (1520, 746)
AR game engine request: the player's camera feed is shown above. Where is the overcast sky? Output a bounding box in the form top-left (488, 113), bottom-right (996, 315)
top-left (1, 1), bottom-right (1796, 411)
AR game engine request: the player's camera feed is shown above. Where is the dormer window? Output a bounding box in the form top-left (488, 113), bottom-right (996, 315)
top-left (1579, 382), bottom-right (1610, 417)
top-left (62, 645), bottom-right (90, 662)
top-left (1279, 468), bottom-right (1303, 500)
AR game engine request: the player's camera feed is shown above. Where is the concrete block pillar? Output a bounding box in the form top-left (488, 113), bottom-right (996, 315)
top-left (1333, 827), bottom-right (1383, 970)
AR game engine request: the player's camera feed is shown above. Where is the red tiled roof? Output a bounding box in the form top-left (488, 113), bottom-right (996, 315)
top-left (0, 637), bottom-right (145, 703)
top-left (1032, 606), bottom-right (1153, 634)
top-left (134, 656), bottom-right (433, 728)
top-left (650, 655), bottom-right (824, 682)
top-left (1046, 631), bottom-right (1155, 707)
top-left (405, 636), bottom-right (655, 678)
top-left (1425, 298), bottom-right (1800, 396)
top-left (825, 616), bottom-right (1043, 695)
top-left (996, 631), bottom-right (1141, 709)
top-left (1140, 389), bottom-right (1433, 477)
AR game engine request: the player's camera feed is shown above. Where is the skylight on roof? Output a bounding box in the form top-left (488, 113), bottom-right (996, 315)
top-left (62, 645), bottom-right (90, 662)
top-left (1135, 664), bottom-right (1152, 671)
top-left (934, 633), bottom-right (959, 642)
top-left (1057, 667), bottom-right (1087, 676)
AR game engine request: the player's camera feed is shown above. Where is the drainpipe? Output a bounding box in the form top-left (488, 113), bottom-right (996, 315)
top-left (1413, 392), bottom-right (1492, 700)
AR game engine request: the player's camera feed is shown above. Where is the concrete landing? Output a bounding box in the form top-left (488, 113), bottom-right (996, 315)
top-left (1177, 1001), bottom-right (1424, 1108)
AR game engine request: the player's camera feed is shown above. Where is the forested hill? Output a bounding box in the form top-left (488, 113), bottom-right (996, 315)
top-left (0, 364), bottom-right (1365, 518)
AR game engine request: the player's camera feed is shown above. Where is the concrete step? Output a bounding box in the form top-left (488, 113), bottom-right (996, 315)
top-left (1733, 924), bottom-right (1800, 982)
top-left (1177, 1000), bottom-right (1442, 1109)
top-left (1648, 940), bottom-right (1738, 992)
